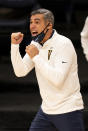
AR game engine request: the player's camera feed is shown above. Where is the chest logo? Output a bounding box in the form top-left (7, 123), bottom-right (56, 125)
top-left (48, 49), bottom-right (52, 60)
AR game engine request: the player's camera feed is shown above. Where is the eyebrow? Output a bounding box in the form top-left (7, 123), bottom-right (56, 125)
top-left (30, 18), bottom-right (40, 21)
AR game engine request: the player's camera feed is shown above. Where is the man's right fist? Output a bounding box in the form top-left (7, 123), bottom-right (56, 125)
top-left (11, 32), bottom-right (24, 44)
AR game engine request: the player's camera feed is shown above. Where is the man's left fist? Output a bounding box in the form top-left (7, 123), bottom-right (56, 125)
top-left (25, 44), bottom-right (39, 59)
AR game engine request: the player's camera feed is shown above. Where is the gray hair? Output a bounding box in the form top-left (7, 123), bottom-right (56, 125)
top-left (30, 8), bottom-right (54, 27)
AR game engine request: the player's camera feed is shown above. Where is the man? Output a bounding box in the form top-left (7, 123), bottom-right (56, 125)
top-left (81, 16), bottom-right (88, 61)
top-left (11, 8), bottom-right (84, 131)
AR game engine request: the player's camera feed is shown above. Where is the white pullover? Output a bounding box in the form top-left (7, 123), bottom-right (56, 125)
top-left (81, 16), bottom-right (88, 60)
top-left (11, 30), bottom-right (84, 114)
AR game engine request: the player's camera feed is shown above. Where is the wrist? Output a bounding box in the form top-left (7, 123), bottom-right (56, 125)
top-left (11, 43), bottom-right (19, 47)
top-left (11, 42), bottom-right (20, 45)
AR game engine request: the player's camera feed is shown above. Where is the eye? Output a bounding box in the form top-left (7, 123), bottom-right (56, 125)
top-left (35, 20), bottom-right (40, 24)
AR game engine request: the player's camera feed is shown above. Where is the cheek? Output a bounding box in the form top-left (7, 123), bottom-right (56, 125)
top-left (38, 25), bottom-right (44, 33)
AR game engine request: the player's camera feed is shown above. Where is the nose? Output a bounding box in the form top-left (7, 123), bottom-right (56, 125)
top-left (30, 23), bottom-right (36, 30)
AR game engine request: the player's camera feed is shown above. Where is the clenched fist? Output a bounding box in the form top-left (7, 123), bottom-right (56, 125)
top-left (25, 44), bottom-right (39, 59)
top-left (11, 32), bottom-right (24, 44)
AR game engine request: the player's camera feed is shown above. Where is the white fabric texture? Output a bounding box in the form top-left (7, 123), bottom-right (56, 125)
top-left (81, 16), bottom-right (88, 60)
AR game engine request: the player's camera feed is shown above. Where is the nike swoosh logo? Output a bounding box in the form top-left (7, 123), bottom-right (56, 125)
top-left (62, 61), bottom-right (67, 63)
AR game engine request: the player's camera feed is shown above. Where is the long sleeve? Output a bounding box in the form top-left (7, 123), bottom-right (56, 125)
top-left (11, 44), bottom-right (34, 77)
top-left (81, 16), bottom-right (88, 60)
top-left (33, 41), bottom-right (74, 88)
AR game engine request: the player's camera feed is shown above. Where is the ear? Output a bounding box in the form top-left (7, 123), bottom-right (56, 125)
top-left (47, 23), bottom-right (53, 29)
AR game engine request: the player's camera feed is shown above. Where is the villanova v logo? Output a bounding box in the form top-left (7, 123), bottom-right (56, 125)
top-left (48, 49), bottom-right (52, 60)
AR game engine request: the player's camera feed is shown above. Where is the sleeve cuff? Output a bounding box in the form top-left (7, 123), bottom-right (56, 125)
top-left (32, 55), bottom-right (40, 63)
top-left (30, 40), bottom-right (42, 50)
top-left (11, 43), bottom-right (19, 48)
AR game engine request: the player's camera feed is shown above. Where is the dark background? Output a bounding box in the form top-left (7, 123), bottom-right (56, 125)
top-left (0, 0), bottom-right (88, 131)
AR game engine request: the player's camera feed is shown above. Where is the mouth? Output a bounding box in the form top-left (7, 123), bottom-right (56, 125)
top-left (31, 31), bottom-right (38, 36)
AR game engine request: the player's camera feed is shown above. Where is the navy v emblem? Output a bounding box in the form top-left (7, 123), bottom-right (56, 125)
top-left (48, 47), bottom-right (53, 60)
top-left (48, 49), bottom-right (52, 60)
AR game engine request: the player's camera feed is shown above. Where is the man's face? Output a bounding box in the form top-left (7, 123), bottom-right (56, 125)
top-left (30, 14), bottom-right (47, 37)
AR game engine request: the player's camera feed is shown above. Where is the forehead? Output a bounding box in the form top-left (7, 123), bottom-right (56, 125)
top-left (30, 14), bottom-right (44, 21)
